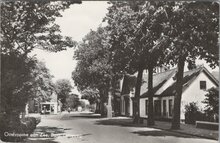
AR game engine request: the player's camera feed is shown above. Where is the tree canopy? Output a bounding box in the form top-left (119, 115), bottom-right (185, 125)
top-left (55, 79), bottom-right (73, 110)
top-left (81, 88), bottom-right (100, 105)
top-left (1, 1), bottom-right (78, 56)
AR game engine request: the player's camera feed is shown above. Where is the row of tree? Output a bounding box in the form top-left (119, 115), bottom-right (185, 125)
top-left (72, 1), bottom-right (218, 129)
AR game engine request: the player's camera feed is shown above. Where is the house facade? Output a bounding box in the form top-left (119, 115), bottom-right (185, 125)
top-left (27, 92), bottom-right (61, 114)
top-left (120, 65), bottom-right (219, 121)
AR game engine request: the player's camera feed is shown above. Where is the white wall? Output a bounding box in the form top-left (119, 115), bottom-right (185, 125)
top-left (140, 98), bottom-right (148, 118)
top-left (140, 96), bottom-right (174, 119)
top-left (181, 71), bottom-right (217, 119)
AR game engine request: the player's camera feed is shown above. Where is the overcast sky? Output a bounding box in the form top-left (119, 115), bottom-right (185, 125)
top-left (31, 1), bottom-right (109, 95)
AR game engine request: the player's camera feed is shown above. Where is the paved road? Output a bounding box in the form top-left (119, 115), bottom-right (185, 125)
top-left (27, 112), bottom-right (218, 143)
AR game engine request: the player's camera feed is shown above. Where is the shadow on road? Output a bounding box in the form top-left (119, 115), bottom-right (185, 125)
top-left (96, 118), bottom-right (199, 139)
top-left (26, 139), bottom-right (59, 143)
top-left (95, 118), bottom-right (148, 128)
top-left (132, 130), bottom-right (196, 138)
top-left (69, 113), bottom-right (102, 119)
top-left (34, 126), bottom-right (69, 134)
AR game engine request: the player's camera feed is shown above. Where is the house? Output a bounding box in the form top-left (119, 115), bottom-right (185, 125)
top-left (120, 65), bottom-right (219, 121)
top-left (27, 92), bottom-right (61, 114)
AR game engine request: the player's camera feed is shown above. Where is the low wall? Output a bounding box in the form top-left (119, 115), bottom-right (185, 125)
top-left (196, 121), bottom-right (218, 130)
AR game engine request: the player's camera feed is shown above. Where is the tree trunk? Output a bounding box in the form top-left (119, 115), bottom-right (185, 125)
top-left (171, 56), bottom-right (185, 129)
top-left (133, 66), bottom-right (144, 124)
top-left (147, 64), bottom-right (155, 126)
top-left (100, 92), bottom-right (106, 117)
top-left (100, 89), bottom-right (108, 117)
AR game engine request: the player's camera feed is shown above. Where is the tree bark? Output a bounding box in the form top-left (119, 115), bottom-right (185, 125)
top-left (171, 56), bottom-right (185, 129)
top-left (147, 64), bottom-right (155, 126)
top-left (133, 65), bottom-right (144, 124)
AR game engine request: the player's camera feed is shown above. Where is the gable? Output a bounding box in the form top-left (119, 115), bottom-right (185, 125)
top-left (160, 66), bottom-right (218, 97)
top-left (183, 71), bottom-right (218, 96)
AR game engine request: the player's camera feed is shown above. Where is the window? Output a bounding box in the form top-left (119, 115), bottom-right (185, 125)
top-left (154, 100), bottom-right (161, 116)
top-left (163, 100), bottom-right (166, 116)
top-left (169, 99), bottom-right (173, 117)
top-left (200, 81), bottom-right (206, 90)
top-left (145, 100), bottom-right (148, 115)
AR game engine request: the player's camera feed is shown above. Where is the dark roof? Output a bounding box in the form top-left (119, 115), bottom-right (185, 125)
top-left (121, 68), bottom-right (176, 96)
top-left (160, 66), bottom-right (219, 97)
top-left (140, 68), bottom-right (177, 98)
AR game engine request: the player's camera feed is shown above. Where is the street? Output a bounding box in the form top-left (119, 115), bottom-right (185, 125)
top-left (26, 112), bottom-right (218, 143)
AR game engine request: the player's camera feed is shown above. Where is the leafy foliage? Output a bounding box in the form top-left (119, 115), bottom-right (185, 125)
top-left (184, 102), bottom-right (202, 124)
top-left (29, 60), bottom-right (55, 102)
top-left (203, 87), bottom-right (219, 117)
top-left (81, 88), bottom-right (100, 105)
top-left (1, 1), bottom-right (78, 56)
top-left (1, 54), bottom-right (36, 114)
top-left (66, 94), bottom-right (81, 109)
top-left (55, 79), bottom-right (72, 110)
top-left (72, 27), bottom-right (112, 92)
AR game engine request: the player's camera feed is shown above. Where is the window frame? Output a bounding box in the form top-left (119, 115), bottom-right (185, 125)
top-left (200, 80), bottom-right (206, 90)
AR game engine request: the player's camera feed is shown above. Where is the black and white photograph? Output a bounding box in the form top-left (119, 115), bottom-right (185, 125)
top-left (0, 1), bottom-right (219, 143)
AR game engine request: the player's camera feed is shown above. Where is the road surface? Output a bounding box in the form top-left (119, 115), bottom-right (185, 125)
top-left (26, 112), bottom-right (218, 143)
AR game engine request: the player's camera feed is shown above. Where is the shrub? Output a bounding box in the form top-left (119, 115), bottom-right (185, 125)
top-left (0, 116), bottom-right (39, 142)
top-left (202, 87), bottom-right (219, 122)
top-left (185, 102), bottom-right (204, 124)
top-left (21, 117), bottom-right (37, 135)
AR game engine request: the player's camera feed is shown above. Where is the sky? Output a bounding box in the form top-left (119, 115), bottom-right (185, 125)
top-left (31, 1), bottom-right (109, 95)
top-left (31, 1), bottom-right (218, 95)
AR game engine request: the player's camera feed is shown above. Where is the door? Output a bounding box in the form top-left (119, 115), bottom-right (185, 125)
top-left (154, 100), bottom-right (161, 117)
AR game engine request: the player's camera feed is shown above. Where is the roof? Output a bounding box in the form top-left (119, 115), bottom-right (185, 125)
top-left (121, 68), bottom-right (176, 97)
top-left (121, 65), bottom-right (218, 98)
top-left (160, 66), bottom-right (219, 97)
top-left (140, 68), bottom-right (176, 98)
top-left (212, 71), bottom-right (219, 81)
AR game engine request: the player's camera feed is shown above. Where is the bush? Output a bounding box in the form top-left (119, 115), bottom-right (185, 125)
top-left (0, 116), bottom-right (39, 142)
top-left (202, 87), bottom-right (219, 122)
top-left (185, 102), bottom-right (204, 124)
top-left (21, 117), bottom-right (37, 135)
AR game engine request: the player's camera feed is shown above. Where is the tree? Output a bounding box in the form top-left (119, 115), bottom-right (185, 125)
top-left (203, 87), bottom-right (219, 121)
top-left (29, 60), bottom-right (55, 102)
top-left (160, 2), bottom-right (219, 129)
top-left (1, 1), bottom-right (78, 57)
top-left (55, 79), bottom-right (72, 110)
top-left (81, 88), bottom-right (99, 105)
top-left (104, 1), bottom-right (145, 123)
top-left (105, 1), bottom-right (169, 124)
top-left (66, 94), bottom-right (80, 110)
top-left (0, 1), bottom-right (80, 141)
top-left (1, 1), bottom-right (79, 114)
top-left (72, 27), bottom-right (122, 116)
top-left (1, 54), bottom-right (36, 117)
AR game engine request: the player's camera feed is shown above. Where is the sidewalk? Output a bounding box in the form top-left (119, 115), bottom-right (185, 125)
top-left (101, 117), bottom-right (218, 140)
top-left (152, 120), bottom-right (218, 140)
